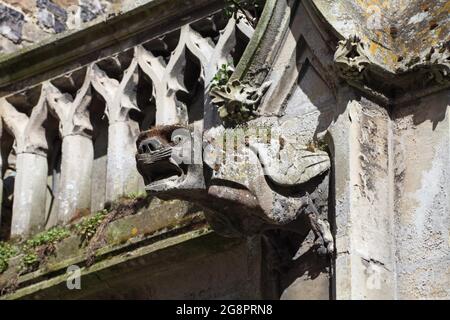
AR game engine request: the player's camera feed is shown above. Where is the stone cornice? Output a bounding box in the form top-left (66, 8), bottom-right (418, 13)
top-left (0, 0), bottom-right (225, 97)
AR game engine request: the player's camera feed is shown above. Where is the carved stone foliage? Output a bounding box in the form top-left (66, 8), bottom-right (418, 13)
top-left (399, 42), bottom-right (450, 86)
top-left (334, 35), bottom-right (371, 82)
top-left (209, 79), bottom-right (271, 125)
top-left (334, 35), bottom-right (450, 101)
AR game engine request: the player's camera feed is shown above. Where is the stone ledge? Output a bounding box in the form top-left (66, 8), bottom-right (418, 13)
top-left (0, 197), bottom-right (208, 299)
top-left (3, 227), bottom-right (216, 300)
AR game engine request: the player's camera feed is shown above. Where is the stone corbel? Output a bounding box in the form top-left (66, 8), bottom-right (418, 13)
top-left (334, 36), bottom-right (450, 102)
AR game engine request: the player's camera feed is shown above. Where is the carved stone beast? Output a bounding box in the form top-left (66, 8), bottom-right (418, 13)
top-left (135, 2), bottom-right (334, 256)
top-left (136, 121), bottom-right (334, 255)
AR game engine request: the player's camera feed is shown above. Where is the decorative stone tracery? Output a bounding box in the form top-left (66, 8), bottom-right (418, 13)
top-left (0, 10), bottom-right (255, 239)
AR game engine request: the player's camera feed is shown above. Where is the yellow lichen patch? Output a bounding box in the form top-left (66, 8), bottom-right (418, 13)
top-left (131, 227), bottom-right (138, 237)
top-left (436, 1), bottom-right (450, 15)
top-left (375, 30), bottom-right (383, 40)
top-left (369, 42), bottom-right (380, 55)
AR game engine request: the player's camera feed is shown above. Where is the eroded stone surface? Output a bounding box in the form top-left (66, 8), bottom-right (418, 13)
top-left (0, 0), bottom-right (153, 53)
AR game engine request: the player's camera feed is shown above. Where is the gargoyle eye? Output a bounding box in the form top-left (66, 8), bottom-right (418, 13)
top-left (226, 87), bottom-right (232, 93)
top-left (173, 136), bottom-right (183, 144)
top-left (139, 139), bottom-right (162, 153)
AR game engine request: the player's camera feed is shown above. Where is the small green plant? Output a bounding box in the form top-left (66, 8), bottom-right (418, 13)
top-left (125, 191), bottom-right (147, 200)
top-left (17, 226), bottom-right (71, 273)
top-left (0, 242), bottom-right (17, 273)
top-left (211, 63), bottom-right (233, 89)
top-left (75, 210), bottom-right (108, 244)
top-left (24, 227), bottom-right (70, 249)
top-left (21, 251), bottom-right (39, 271)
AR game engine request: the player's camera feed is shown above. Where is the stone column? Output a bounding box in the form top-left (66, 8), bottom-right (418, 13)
top-left (13, 153), bottom-right (48, 236)
top-left (46, 79), bottom-right (94, 224)
top-left (330, 95), bottom-right (396, 299)
top-left (91, 57), bottom-right (144, 202)
top-left (105, 121), bottom-right (140, 201)
top-left (0, 93), bottom-right (49, 237)
top-left (57, 135), bottom-right (93, 223)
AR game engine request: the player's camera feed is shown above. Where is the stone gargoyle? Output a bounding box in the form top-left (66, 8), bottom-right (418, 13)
top-left (135, 119), bottom-right (334, 255)
top-left (134, 0), bottom-right (334, 256)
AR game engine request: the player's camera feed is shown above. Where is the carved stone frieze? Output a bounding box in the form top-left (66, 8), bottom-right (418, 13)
top-left (0, 10), bottom-right (253, 238)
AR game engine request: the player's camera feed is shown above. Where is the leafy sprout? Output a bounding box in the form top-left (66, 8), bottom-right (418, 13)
top-left (211, 63), bottom-right (233, 89)
top-left (0, 242), bottom-right (17, 273)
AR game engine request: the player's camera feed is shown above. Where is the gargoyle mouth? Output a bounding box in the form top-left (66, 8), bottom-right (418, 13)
top-left (136, 133), bottom-right (187, 191)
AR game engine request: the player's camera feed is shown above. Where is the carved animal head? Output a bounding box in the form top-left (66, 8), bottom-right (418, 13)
top-left (136, 125), bottom-right (205, 194)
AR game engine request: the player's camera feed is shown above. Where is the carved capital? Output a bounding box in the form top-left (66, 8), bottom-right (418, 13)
top-left (0, 88), bottom-right (49, 156)
top-left (91, 55), bottom-right (140, 124)
top-left (138, 25), bottom-right (215, 126)
top-left (46, 71), bottom-right (93, 139)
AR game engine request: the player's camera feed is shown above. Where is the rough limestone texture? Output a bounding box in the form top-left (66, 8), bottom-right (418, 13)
top-left (0, 0), bottom-right (153, 54)
top-left (393, 91), bottom-right (450, 299)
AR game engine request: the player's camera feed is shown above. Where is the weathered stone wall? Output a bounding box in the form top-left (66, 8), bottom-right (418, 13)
top-left (0, 0), bottom-right (151, 53)
top-left (393, 91), bottom-right (450, 299)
